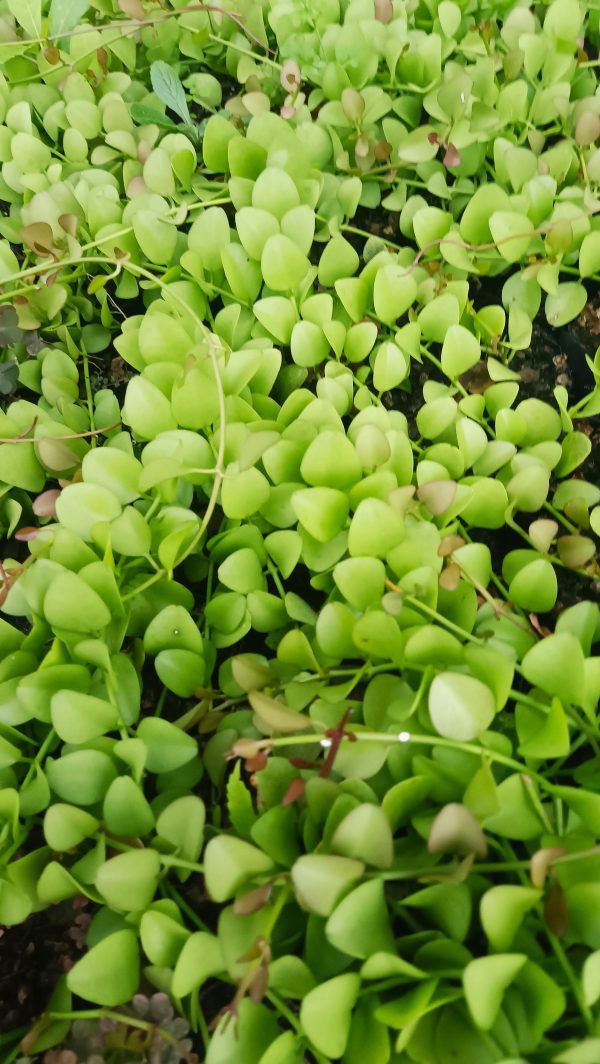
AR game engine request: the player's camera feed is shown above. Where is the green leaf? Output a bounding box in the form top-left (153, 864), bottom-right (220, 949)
top-left (136, 718), bottom-right (197, 773)
top-left (51, 691), bottom-right (118, 744)
top-left (291, 854), bottom-right (364, 916)
top-left (441, 324), bottom-right (480, 378)
top-left (130, 103), bottom-right (179, 130)
top-left (204, 836), bottom-right (274, 901)
top-left (139, 908), bottom-right (189, 968)
top-left (300, 973), bottom-right (360, 1058)
top-left (463, 954), bottom-right (527, 1029)
top-left (49, 0), bottom-right (89, 36)
top-left (172, 931), bottom-right (224, 997)
top-left (545, 283), bottom-right (587, 327)
top-left (325, 878), bottom-right (394, 958)
top-left (480, 885), bottom-right (540, 950)
top-left (583, 951), bottom-right (600, 1006)
top-left (67, 930), bottom-right (139, 1006)
top-left (96, 849), bottom-right (161, 912)
top-left (521, 633), bottom-right (585, 707)
top-left (331, 804), bottom-right (394, 868)
top-left (428, 672), bottom-right (496, 740)
top-left (46, 751), bottom-right (117, 807)
top-left (489, 211), bottom-right (534, 263)
top-left (579, 231), bottom-right (600, 278)
top-left (156, 795), bottom-right (205, 869)
top-left (226, 762), bottom-right (257, 838)
top-left (7, 0), bottom-right (41, 37)
top-left (150, 61), bottom-right (192, 126)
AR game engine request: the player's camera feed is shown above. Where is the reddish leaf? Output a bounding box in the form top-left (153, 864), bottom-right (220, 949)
top-left (282, 777), bottom-right (306, 806)
top-left (439, 562), bottom-right (461, 591)
top-left (443, 143), bottom-right (461, 168)
top-left (233, 884), bottom-right (272, 916)
top-left (14, 527), bottom-right (39, 542)
top-left (33, 488), bottom-right (60, 518)
top-left (59, 214), bottom-right (78, 237)
top-left (374, 0), bottom-right (393, 23)
top-left (118, 0), bottom-right (145, 17)
top-left (438, 534), bottom-right (466, 557)
top-left (544, 881), bottom-right (569, 937)
top-left (21, 223), bottom-right (54, 254)
top-left (249, 963), bottom-right (269, 1003)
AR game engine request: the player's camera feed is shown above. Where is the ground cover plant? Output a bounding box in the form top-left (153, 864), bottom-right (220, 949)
top-left (0, 0), bottom-right (599, 1060)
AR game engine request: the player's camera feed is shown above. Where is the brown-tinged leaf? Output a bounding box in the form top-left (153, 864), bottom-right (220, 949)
top-left (439, 562), bottom-right (461, 591)
top-left (226, 738), bottom-right (264, 761)
top-left (528, 613), bottom-right (552, 638)
top-left (282, 777), bottom-right (306, 807)
top-left (417, 480), bottom-right (457, 516)
top-left (544, 880), bottom-right (569, 937)
top-left (374, 0), bottom-right (393, 22)
top-left (21, 222), bottom-right (54, 254)
top-left (528, 518), bottom-right (558, 554)
top-left (246, 752), bottom-right (269, 774)
top-left (96, 47), bottom-right (108, 67)
top-left (249, 690), bottom-right (312, 736)
top-left (428, 803), bottom-right (487, 859)
top-left (389, 485), bottom-right (416, 515)
top-left (59, 214), bottom-right (78, 237)
top-left (460, 360), bottom-right (493, 394)
top-left (233, 884), bottom-right (272, 916)
top-left (438, 534), bottom-right (466, 557)
top-left (118, 0), bottom-right (146, 18)
top-left (35, 437), bottom-right (78, 471)
top-left (374, 139), bottom-right (392, 161)
top-left (575, 111), bottom-right (600, 147)
top-left (238, 935), bottom-right (268, 964)
top-left (564, 498), bottom-right (590, 529)
top-left (32, 488), bottom-right (61, 517)
top-left (443, 143), bottom-right (461, 168)
top-left (530, 847), bottom-right (565, 889)
top-left (280, 59), bottom-right (301, 91)
top-left (249, 963), bottom-right (269, 1003)
top-left (557, 534), bottom-right (596, 569)
top-left (14, 526), bottom-right (39, 542)
top-left (126, 176), bottom-right (148, 199)
top-left (44, 46), bottom-right (60, 64)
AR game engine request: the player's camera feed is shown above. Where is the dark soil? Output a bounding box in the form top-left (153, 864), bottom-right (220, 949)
top-left (0, 900), bottom-right (88, 1039)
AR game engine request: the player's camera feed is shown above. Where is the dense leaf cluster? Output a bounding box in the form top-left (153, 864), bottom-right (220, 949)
top-left (0, 0), bottom-right (599, 1061)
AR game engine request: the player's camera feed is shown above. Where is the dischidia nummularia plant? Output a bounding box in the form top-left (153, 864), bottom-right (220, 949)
top-left (0, 0), bottom-right (598, 1061)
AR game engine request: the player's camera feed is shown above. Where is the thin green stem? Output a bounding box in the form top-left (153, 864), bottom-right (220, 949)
top-left (121, 570), bottom-right (166, 602)
top-left (256, 728), bottom-right (550, 786)
top-left (544, 501), bottom-right (579, 535)
top-left (547, 933), bottom-right (594, 1033)
top-left (208, 34), bottom-right (281, 68)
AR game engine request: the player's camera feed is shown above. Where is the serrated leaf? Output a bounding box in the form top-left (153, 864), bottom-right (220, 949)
top-left (150, 61), bottom-right (192, 126)
top-left (227, 761), bottom-right (257, 838)
top-left (130, 103), bottom-right (180, 131)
